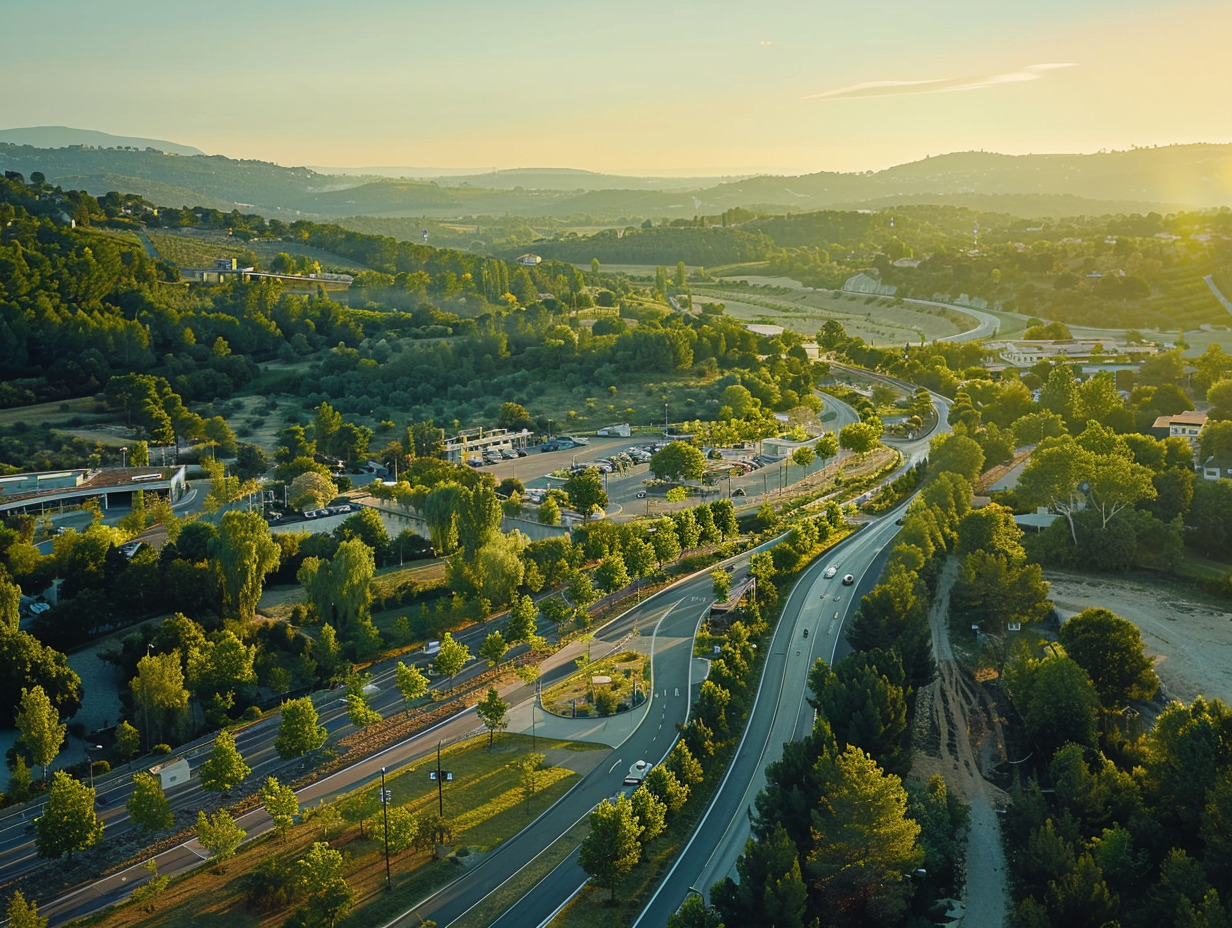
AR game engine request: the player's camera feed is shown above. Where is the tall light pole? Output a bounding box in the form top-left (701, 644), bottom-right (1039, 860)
top-left (120, 446), bottom-right (128, 469)
top-left (380, 767), bottom-right (392, 890)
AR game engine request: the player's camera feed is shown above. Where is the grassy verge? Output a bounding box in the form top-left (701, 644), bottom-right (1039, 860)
top-left (450, 817), bottom-right (592, 928)
top-left (81, 735), bottom-right (601, 928)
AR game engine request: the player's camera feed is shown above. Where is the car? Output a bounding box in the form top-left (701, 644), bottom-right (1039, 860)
top-left (895, 517), bottom-right (905, 525)
top-left (467, 459), bottom-right (482, 467)
top-left (842, 574), bottom-right (855, 586)
top-left (636, 490), bottom-right (647, 499)
top-left (501, 450), bottom-right (516, 460)
top-left (823, 565), bottom-right (838, 579)
top-left (731, 487), bottom-right (746, 497)
top-left (624, 760), bottom-right (652, 785)
top-left (802, 628), bottom-right (809, 638)
top-left (515, 449), bottom-right (528, 457)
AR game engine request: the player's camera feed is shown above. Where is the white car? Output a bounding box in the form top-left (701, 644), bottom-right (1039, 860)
top-left (823, 565), bottom-right (838, 579)
top-left (624, 760), bottom-right (652, 785)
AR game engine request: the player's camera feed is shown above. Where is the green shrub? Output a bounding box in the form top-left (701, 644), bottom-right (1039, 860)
top-left (152, 743), bottom-right (171, 755)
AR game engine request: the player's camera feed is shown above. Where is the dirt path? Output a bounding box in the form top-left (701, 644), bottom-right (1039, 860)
top-left (913, 558), bottom-right (1009, 928)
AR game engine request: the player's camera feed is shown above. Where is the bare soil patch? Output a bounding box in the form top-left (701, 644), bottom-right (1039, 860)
top-left (1045, 571), bottom-right (1232, 704)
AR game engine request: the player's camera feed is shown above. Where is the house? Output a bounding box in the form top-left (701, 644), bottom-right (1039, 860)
top-left (516, 254), bottom-right (542, 266)
top-left (1200, 458), bottom-right (1232, 482)
top-left (1151, 410), bottom-right (1207, 445)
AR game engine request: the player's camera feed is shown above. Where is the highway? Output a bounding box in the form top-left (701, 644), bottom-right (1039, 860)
top-left (8, 382), bottom-right (932, 927)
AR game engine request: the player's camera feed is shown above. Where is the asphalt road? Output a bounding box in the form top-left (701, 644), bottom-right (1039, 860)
top-left (633, 508), bottom-right (910, 926)
top-left (387, 565), bottom-right (729, 928)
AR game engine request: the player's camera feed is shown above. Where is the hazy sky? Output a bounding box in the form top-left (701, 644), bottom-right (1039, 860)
top-left (4, 0), bottom-right (1229, 175)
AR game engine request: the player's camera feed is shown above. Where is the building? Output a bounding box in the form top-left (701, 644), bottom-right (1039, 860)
top-left (516, 254), bottom-right (542, 266)
top-left (0, 466), bottom-right (188, 516)
top-left (182, 257), bottom-right (256, 284)
top-left (441, 427), bottom-right (533, 465)
top-left (1151, 410), bottom-right (1207, 445)
top-left (992, 338), bottom-right (1159, 368)
top-left (1199, 458), bottom-right (1232, 482)
top-left (596, 423), bottom-right (631, 437)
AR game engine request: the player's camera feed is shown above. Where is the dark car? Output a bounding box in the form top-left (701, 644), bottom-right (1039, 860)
top-left (842, 574), bottom-right (855, 586)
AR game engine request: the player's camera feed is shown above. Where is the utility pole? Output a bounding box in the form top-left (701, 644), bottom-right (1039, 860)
top-left (380, 767), bottom-right (392, 890)
top-left (436, 742), bottom-right (444, 817)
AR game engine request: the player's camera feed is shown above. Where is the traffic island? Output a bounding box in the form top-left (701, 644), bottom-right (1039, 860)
top-left (540, 650), bottom-right (650, 718)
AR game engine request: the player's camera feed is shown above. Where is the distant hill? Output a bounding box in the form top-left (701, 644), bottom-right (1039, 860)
top-left (0, 126), bottom-right (205, 157)
top-left (2, 137), bottom-right (1230, 220)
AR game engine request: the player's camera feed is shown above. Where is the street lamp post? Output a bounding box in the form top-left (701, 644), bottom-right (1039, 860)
top-left (84, 743), bottom-right (103, 793)
top-left (120, 447), bottom-right (128, 469)
top-left (380, 767), bottom-right (392, 890)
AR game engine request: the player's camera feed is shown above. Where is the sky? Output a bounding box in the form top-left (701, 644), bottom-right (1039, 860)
top-left (3, 0), bottom-right (1230, 176)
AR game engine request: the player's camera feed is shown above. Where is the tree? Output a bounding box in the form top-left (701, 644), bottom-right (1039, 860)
top-left (1058, 608), bottom-right (1158, 708)
top-left (594, 553), bottom-right (630, 593)
top-left (476, 687), bottom-right (509, 748)
top-left (369, 803), bottom-right (419, 854)
top-left (631, 783), bottom-right (667, 846)
top-left (261, 776), bottom-right (299, 839)
top-left (808, 652), bottom-right (911, 776)
top-left (1005, 655), bottom-right (1098, 757)
top-left (644, 764), bottom-right (689, 815)
top-left (563, 468), bottom-right (608, 520)
top-left (506, 594), bottom-right (538, 644)
top-left (127, 771), bottom-right (173, 831)
top-left (815, 432), bottom-right (839, 461)
top-left (579, 795), bottom-right (643, 901)
top-left (711, 568), bottom-right (731, 603)
top-left (187, 630), bottom-right (258, 723)
top-left (200, 730), bottom-right (250, 793)
top-left (195, 809), bottom-right (245, 872)
top-left (6, 891), bottom-right (48, 928)
top-left (713, 823), bottom-right (808, 928)
top-left (927, 431), bottom-right (985, 483)
top-left (806, 746), bottom-right (923, 928)
top-left (433, 632), bottom-right (471, 686)
top-left (131, 651), bottom-right (189, 748)
top-left (35, 771), bottom-right (103, 861)
top-left (518, 752), bottom-right (546, 814)
top-left (297, 842), bottom-right (352, 927)
top-left (115, 719), bottom-right (142, 760)
top-left (233, 442), bottom-right (269, 481)
top-left (395, 661), bottom-right (429, 715)
top-left (129, 859), bottom-right (169, 913)
top-left (345, 680), bottom-right (382, 740)
top-left (792, 445), bottom-right (815, 471)
top-left (1208, 377), bottom-right (1232, 421)
top-left (17, 685), bottom-right (65, 781)
top-left (838, 421), bottom-right (882, 457)
top-left (537, 496), bottom-right (561, 526)
top-left (650, 441), bottom-right (707, 482)
top-left (568, 570), bottom-right (598, 611)
top-left (276, 696), bottom-right (327, 759)
top-left (668, 893), bottom-right (724, 928)
top-left (299, 537), bottom-right (376, 638)
top-left (624, 537), bottom-right (657, 579)
top-left (288, 471), bottom-right (338, 512)
top-left (479, 631), bottom-right (508, 667)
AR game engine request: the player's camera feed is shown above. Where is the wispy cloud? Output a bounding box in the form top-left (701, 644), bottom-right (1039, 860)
top-left (803, 63), bottom-right (1077, 101)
